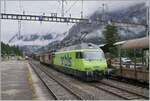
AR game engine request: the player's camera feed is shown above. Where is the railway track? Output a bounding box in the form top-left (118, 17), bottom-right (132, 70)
top-left (29, 62), bottom-right (81, 100)
top-left (108, 75), bottom-right (149, 89)
top-left (29, 60), bottom-right (149, 100)
top-left (30, 60), bottom-right (123, 100)
top-left (29, 61), bottom-right (96, 100)
top-left (101, 79), bottom-right (149, 98)
top-left (91, 81), bottom-right (149, 100)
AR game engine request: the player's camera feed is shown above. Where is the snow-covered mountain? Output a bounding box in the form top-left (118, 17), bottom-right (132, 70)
top-left (42, 3), bottom-right (147, 52)
top-left (10, 3), bottom-right (147, 54)
top-left (10, 32), bottom-right (68, 46)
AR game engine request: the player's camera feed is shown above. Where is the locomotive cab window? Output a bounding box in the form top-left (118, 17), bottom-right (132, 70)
top-left (52, 54), bottom-right (55, 58)
top-left (76, 52), bottom-right (83, 59)
top-left (83, 51), bottom-right (105, 60)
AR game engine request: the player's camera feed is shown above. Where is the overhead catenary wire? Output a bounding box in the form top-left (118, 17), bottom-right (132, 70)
top-left (8, 0), bottom-right (24, 43)
top-left (4, 1), bottom-right (147, 41)
top-left (46, 1), bottom-right (61, 33)
top-left (56, 2), bottom-right (61, 13)
top-left (46, 1), bottom-right (73, 33)
top-left (65, 0), bottom-right (79, 14)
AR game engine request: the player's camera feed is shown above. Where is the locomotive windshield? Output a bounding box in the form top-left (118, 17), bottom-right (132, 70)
top-left (83, 51), bottom-right (105, 60)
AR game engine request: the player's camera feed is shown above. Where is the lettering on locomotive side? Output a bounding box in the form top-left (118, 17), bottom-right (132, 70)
top-left (60, 53), bottom-right (72, 67)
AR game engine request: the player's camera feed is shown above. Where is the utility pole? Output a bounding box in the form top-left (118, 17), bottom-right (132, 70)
top-left (18, 21), bottom-right (21, 40)
top-left (102, 3), bottom-right (109, 24)
top-left (18, 0), bottom-right (22, 40)
top-left (4, 0), bottom-right (6, 13)
top-left (61, 0), bottom-right (64, 17)
top-left (146, 2), bottom-right (149, 70)
top-left (81, 0), bottom-right (83, 18)
top-left (102, 3), bottom-right (105, 21)
top-left (0, 0), bottom-right (1, 62)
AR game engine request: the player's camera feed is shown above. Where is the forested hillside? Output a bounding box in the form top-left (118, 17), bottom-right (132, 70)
top-left (1, 42), bottom-right (23, 56)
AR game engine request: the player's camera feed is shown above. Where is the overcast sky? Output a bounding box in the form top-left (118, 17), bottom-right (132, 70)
top-left (0, 0), bottom-right (147, 43)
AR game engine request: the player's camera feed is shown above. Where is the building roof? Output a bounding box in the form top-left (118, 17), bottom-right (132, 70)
top-left (121, 36), bottom-right (149, 49)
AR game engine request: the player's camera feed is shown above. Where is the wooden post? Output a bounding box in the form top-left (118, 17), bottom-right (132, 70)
top-left (119, 46), bottom-right (122, 77)
top-left (134, 49), bottom-right (137, 80)
top-left (141, 49), bottom-right (144, 66)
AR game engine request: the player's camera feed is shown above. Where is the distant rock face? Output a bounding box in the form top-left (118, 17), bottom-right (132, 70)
top-left (45, 3), bottom-right (147, 52)
top-left (11, 3), bottom-right (147, 54)
top-left (64, 3), bottom-right (146, 40)
top-left (10, 32), bottom-right (68, 46)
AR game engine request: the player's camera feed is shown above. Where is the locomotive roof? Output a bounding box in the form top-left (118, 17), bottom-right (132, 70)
top-left (55, 48), bottom-right (103, 54)
top-left (58, 43), bottom-right (100, 52)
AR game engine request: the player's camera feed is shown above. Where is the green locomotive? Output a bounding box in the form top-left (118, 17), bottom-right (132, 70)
top-left (40, 43), bottom-right (108, 81)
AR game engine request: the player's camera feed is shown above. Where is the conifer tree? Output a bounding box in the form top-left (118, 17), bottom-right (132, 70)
top-left (103, 25), bottom-right (119, 47)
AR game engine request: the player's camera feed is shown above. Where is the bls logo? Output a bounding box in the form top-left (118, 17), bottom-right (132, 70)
top-left (61, 54), bottom-right (72, 66)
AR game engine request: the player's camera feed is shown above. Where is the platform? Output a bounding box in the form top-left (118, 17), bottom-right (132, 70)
top-left (1, 60), bottom-right (32, 100)
top-left (1, 60), bottom-right (52, 100)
